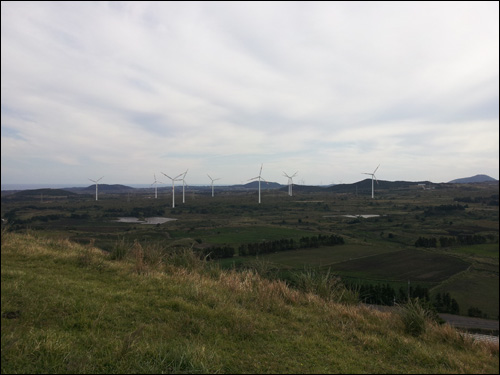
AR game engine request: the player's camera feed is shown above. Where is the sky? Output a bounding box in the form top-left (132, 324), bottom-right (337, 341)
top-left (1, 1), bottom-right (499, 187)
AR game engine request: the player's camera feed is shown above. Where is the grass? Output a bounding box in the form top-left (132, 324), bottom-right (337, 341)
top-left (1, 231), bottom-right (498, 374)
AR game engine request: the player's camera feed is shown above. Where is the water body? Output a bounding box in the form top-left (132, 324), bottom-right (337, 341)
top-left (323, 214), bottom-right (381, 218)
top-left (115, 217), bottom-right (177, 225)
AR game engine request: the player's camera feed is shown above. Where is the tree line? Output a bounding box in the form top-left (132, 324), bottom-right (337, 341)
top-left (238, 234), bottom-right (345, 256)
top-left (197, 234), bottom-right (345, 260)
top-left (423, 204), bottom-right (467, 216)
top-left (415, 234), bottom-right (494, 248)
top-left (454, 194), bottom-right (499, 206)
top-left (353, 282), bottom-right (460, 314)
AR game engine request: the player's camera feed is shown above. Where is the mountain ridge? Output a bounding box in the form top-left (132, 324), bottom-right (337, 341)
top-left (448, 174), bottom-right (497, 184)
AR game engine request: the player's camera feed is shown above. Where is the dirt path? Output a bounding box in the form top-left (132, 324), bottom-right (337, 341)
top-left (364, 304), bottom-right (499, 334)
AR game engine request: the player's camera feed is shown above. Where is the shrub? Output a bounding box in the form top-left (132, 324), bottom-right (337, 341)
top-left (291, 267), bottom-right (358, 304)
top-left (398, 298), bottom-right (435, 337)
top-left (110, 236), bottom-right (131, 260)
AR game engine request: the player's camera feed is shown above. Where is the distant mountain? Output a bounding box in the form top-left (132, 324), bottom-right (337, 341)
top-left (324, 179), bottom-right (437, 193)
top-left (448, 175), bottom-right (497, 184)
top-left (2, 188), bottom-right (78, 201)
top-left (64, 184), bottom-right (136, 194)
top-left (239, 181), bottom-right (283, 189)
top-left (279, 184), bottom-right (326, 193)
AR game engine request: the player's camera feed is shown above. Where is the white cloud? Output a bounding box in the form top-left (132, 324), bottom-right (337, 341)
top-left (1, 1), bottom-right (498, 186)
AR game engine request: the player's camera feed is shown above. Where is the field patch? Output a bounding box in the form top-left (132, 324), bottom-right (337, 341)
top-left (249, 244), bottom-right (400, 269)
top-left (171, 225), bottom-right (318, 246)
top-left (447, 243), bottom-right (499, 259)
top-left (330, 249), bottom-right (470, 283)
top-left (433, 270), bottom-right (499, 319)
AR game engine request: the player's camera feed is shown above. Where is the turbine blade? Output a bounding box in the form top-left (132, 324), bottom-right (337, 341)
top-left (373, 164), bottom-right (380, 174)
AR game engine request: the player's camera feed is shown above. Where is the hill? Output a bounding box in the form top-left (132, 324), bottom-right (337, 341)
top-left (448, 174), bottom-right (498, 184)
top-left (239, 181), bottom-right (283, 189)
top-left (64, 184), bottom-right (136, 194)
top-left (324, 179), bottom-right (438, 193)
top-left (1, 232), bottom-right (497, 374)
top-left (1, 188), bottom-right (79, 201)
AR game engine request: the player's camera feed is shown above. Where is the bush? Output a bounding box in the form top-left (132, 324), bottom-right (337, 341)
top-left (398, 298), bottom-right (435, 337)
top-left (110, 236), bottom-right (131, 260)
top-left (291, 267), bottom-right (358, 304)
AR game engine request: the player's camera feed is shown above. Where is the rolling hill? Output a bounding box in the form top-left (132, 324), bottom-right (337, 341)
top-left (1, 231), bottom-right (498, 374)
top-left (448, 174), bottom-right (498, 184)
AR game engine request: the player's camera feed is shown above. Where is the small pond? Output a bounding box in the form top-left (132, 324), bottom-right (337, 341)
top-left (114, 217), bottom-right (177, 225)
top-left (323, 214), bottom-right (382, 218)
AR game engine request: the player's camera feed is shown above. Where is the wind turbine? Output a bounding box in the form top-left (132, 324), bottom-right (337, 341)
top-left (249, 164), bottom-right (267, 204)
top-left (88, 176), bottom-right (104, 201)
top-left (151, 174), bottom-right (163, 199)
top-left (362, 164), bottom-right (380, 199)
top-left (283, 171), bottom-right (298, 196)
top-left (162, 171), bottom-right (183, 207)
top-left (180, 169), bottom-right (188, 203)
top-left (207, 174), bottom-right (221, 197)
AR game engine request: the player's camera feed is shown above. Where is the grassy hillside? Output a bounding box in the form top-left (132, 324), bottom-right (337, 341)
top-left (1, 231), bottom-right (498, 374)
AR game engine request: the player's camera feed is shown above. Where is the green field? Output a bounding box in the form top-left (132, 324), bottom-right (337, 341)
top-left (329, 249), bottom-right (470, 283)
top-left (169, 225), bottom-right (317, 245)
top-left (233, 243), bottom-right (400, 269)
top-left (1, 182), bottom-right (498, 319)
top-left (432, 269), bottom-right (499, 319)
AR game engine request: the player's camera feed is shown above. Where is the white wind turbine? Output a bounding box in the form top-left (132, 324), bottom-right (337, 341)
top-left (180, 169), bottom-right (188, 203)
top-left (88, 176), bottom-right (104, 201)
top-left (162, 171), bottom-right (183, 207)
top-left (151, 174), bottom-right (163, 199)
top-left (249, 164), bottom-right (267, 204)
top-left (362, 164), bottom-right (380, 199)
top-left (207, 174), bottom-right (221, 197)
top-left (283, 171), bottom-right (298, 196)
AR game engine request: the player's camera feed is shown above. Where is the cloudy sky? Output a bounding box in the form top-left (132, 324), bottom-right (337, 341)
top-left (2, 1), bottom-right (498, 187)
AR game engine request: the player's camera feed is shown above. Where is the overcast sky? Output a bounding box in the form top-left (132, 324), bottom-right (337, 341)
top-left (2, 1), bottom-right (499, 187)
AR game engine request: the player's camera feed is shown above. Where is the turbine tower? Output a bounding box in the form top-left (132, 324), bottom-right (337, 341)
top-left (151, 174), bottom-right (163, 199)
top-left (362, 164), bottom-right (380, 199)
top-left (249, 164), bottom-right (267, 204)
top-left (180, 169), bottom-right (188, 203)
top-left (88, 176), bottom-right (104, 201)
top-left (207, 174), bottom-right (221, 197)
top-left (162, 172), bottom-right (183, 207)
top-left (283, 171), bottom-right (298, 196)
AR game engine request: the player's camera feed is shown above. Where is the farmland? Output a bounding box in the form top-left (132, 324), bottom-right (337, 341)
top-left (1, 181), bottom-right (498, 319)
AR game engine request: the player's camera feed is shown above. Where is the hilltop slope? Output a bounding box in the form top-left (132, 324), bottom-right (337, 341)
top-left (1, 232), bottom-right (498, 374)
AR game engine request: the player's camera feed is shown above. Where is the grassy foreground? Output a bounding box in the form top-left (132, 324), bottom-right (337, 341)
top-left (1, 231), bottom-right (498, 374)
